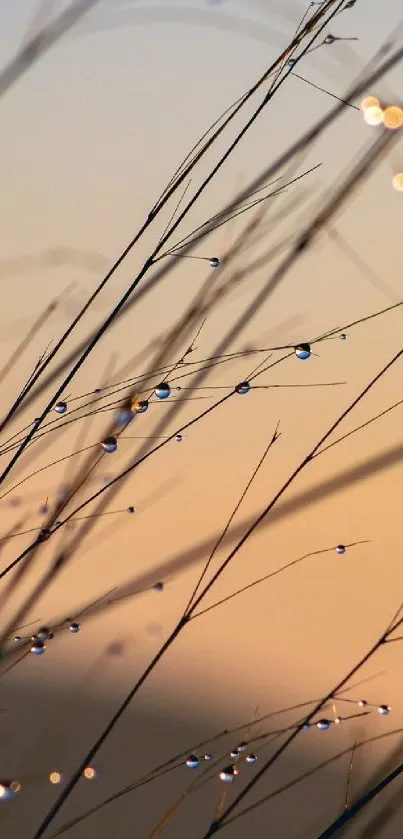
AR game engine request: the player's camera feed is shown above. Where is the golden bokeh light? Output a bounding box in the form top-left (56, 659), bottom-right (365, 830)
top-left (363, 105), bottom-right (384, 125)
top-left (383, 106), bottom-right (403, 129)
top-left (83, 766), bottom-right (97, 780)
top-left (0, 781), bottom-right (21, 798)
top-left (360, 95), bottom-right (379, 111)
top-left (392, 173), bottom-right (403, 191)
top-left (49, 772), bottom-right (62, 785)
top-left (10, 781), bottom-right (21, 793)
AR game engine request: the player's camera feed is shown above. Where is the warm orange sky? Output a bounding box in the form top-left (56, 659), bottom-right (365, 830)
top-left (1, 2), bottom-right (403, 838)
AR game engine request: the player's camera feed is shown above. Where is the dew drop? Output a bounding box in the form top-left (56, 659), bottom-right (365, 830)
top-left (30, 639), bottom-right (45, 655)
top-left (295, 343), bottom-right (311, 360)
top-left (219, 765), bottom-right (238, 783)
top-left (186, 756), bottom-right (199, 769)
top-left (155, 383), bottom-right (171, 400)
top-left (235, 382), bottom-right (250, 395)
top-left (134, 400), bottom-right (149, 414)
top-left (101, 436), bottom-right (117, 453)
top-left (54, 401), bottom-right (68, 415)
top-left (36, 626), bottom-right (52, 641)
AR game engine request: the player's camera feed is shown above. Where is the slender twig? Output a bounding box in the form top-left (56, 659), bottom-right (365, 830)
top-left (190, 541), bottom-right (369, 620)
top-left (6, 35), bottom-right (402, 419)
top-left (1, 117), bottom-right (400, 641)
top-left (0, 1), bottom-right (341, 435)
top-left (185, 424), bottom-right (280, 613)
top-left (159, 164), bottom-right (322, 258)
top-left (344, 740), bottom-right (357, 810)
top-left (201, 600), bottom-right (403, 835)
top-left (291, 71), bottom-right (359, 109)
top-left (313, 760), bottom-right (403, 839)
top-left (220, 730), bottom-right (403, 830)
top-left (26, 315), bottom-right (403, 839)
top-left (0, 301), bottom-right (57, 389)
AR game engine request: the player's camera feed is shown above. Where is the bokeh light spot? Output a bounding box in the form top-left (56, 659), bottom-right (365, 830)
top-left (383, 106), bottom-right (403, 129)
top-left (363, 105), bottom-right (384, 126)
top-left (392, 172), bottom-right (403, 191)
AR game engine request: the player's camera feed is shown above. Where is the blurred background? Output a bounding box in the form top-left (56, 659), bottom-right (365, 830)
top-left (0, 1), bottom-right (403, 837)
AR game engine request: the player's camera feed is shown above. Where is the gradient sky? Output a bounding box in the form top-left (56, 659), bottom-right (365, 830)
top-left (0, 2), bottom-right (403, 838)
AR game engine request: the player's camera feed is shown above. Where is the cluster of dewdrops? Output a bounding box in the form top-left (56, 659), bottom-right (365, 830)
top-left (50, 261), bottom-right (347, 461)
top-left (2, 553), bottom-right (383, 794)
top-left (0, 693), bottom-right (391, 799)
top-left (185, 692), bottom-right (392, 784)
top-left (361, 96), bottom-right (403, 191)
top-left (2, 621), bottom-right (97, 797)
top-left (185, 742), bottom-right (256, 784)
top-left (13, 621), bottom-right (81, 655)
top-left (50, 321), bottom-right (351, 461)
top-left (86, 337), bottom-right (348, 454)
top-left (184, 696), bottom-right (392, 783)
